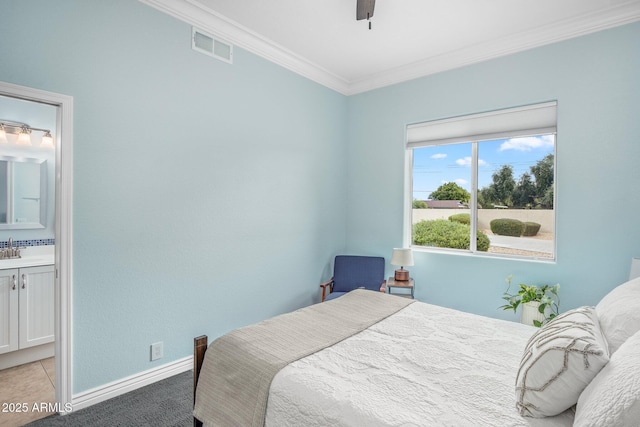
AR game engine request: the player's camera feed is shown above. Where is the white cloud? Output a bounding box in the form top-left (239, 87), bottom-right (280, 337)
top-left (456, 157), bottom-right (488, 167)
top-left (500, 135), bottom-right (554, 152)
top-left (455, 178), bottom-right (468, 185)
top-left (431, 153), bottom-right (447, 159)
top-left (456, 157), bottom-right (472, 166)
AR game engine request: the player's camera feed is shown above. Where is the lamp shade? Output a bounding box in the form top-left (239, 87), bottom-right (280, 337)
top-left (391, 248), bottom-right (414, 267)
top-left (40, 131), bottom-right (54, 147)
top-left (16, 127), bottom-right (31, 145)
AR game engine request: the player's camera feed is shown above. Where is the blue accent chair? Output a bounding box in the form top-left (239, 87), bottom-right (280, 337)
top-left (320, 255), bottom-right (387, 302)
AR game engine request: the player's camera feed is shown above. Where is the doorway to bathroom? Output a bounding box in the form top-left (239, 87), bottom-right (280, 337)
top-left (0, 81), bottom-right (73, 425)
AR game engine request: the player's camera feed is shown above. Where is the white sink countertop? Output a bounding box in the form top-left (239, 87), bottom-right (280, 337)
top-left (0, 245), bottom-right (54, 269)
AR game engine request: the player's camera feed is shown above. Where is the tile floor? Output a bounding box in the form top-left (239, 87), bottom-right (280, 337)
top-left (0, 358), bottom-right (55, 427)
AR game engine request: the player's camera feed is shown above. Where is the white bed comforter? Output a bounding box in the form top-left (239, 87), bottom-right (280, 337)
top-left (265, 301), bottom-right (574, 427)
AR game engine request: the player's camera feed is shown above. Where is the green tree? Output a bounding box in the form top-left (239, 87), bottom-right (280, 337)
top-left (478, 187), bottom-right (496, 209)
top-left (429, 182), bottom-right (471, 203)
top-left (486, 165), bottom-right (516, 207)
top-left (512, 173), bottom-right (536, 208)
top-left (412, 199), bottom-right (428, 209)
top-left (539, 186), bottom-right (554, 209)
top-left (478, 154), bottom-right (554, 210)
top-left (530, 154), bottom-right (554, 208)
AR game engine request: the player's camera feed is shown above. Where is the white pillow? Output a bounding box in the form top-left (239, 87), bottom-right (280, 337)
top-left (515, 306), bottom-right (609, 417)
top-left (574, 330), bottom-right (640, 426)
top-left (596, 276), bottom-right (640, 354)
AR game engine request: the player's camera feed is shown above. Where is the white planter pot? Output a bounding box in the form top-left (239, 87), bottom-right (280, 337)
top-left (521, 301), bottom-right (549, 327)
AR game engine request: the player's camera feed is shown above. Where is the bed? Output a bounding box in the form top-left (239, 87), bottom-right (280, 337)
top-left (193, 278), bottom-right (640, 427)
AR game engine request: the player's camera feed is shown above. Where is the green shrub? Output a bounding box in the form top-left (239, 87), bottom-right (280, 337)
top-left (522, 222), bottom-right (541, 237)
top-left (476, 230), bottom-right (490, 251)
top-left (412, 199), bottom-right (428, 209)
top-left (448, 213), bottom-right (470, 225)
top-left (490, 218), bottom-right (524, 237)
top-left (413, 219), bottom-right (489, 251)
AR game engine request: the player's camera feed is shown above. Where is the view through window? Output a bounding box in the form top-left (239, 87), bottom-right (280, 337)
top-left (408, 103), bottom-right (556, 260)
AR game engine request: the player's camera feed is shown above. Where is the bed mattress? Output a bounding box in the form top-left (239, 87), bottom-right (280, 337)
top-left (265, 301), bottom-right (574, 426)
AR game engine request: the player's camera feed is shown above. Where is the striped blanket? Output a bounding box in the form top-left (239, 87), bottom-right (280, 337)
top-left (193, 289), bottom-right (414, 426)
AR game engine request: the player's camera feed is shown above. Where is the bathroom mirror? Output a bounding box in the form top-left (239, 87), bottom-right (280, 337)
top-left (0, 156), bottom-right (47, 229)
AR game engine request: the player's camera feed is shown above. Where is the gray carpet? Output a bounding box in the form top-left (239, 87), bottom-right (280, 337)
top-left (26, 371), bottom-right (193, 426)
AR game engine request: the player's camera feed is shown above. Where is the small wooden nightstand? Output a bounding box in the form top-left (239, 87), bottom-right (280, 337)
top-left (387, 277), bottom-right (415, 299)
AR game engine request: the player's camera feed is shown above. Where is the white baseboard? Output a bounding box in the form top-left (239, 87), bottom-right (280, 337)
top-left (71, 356), bottom-right (193, 412)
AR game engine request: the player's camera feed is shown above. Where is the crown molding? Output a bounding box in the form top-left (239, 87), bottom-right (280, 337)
top-left (139, 0), bottom-right (351, 94)
top-left (140, 0), bottom-right (640, 96)
top-left (345, 1), bottom-right (640, 95)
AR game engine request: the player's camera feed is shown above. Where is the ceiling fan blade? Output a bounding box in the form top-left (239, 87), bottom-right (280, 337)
top-left (356, 0), bottom-right (375, 20)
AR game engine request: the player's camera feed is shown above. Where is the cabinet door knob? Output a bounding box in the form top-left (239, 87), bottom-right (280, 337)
top-left (12, 274), bottom-right (16, 290)
top-left (21, 273), bottom-right (26, 289)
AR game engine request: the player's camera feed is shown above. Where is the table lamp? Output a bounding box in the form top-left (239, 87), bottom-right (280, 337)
top-left (391, 248), bottom-right (413, 281)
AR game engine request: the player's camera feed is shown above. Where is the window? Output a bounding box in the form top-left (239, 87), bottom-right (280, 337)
top-left (407, 102), bottom-right (556, 260)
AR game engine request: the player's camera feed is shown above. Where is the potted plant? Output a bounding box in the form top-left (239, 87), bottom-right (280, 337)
top-left (500, 275), bottom-right (560, 327)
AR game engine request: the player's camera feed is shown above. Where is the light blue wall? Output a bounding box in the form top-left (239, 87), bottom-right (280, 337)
top-left (346, 22), bottom-right (640, 320)
top-left (0, 0), bottom-right (348, 392)
top-left (1, 0), bottom-right (639, 396)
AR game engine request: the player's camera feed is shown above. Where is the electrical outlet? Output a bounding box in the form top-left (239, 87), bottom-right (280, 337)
top-left (151, 342), bottom-right (163, 361)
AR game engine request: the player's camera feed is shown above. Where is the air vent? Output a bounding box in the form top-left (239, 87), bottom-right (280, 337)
top-left (192, 27), bottom-right (233, 64)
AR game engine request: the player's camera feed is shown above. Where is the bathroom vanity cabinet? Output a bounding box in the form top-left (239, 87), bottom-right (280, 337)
top-left (0, 265), bottom-right (55, 355)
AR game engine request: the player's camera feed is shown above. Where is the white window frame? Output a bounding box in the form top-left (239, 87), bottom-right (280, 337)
top-left (404, 101), bottom-right (557, 261)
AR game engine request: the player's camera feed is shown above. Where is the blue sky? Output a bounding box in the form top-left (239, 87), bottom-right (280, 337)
top-left (412, 134), bottom-right (555, 200)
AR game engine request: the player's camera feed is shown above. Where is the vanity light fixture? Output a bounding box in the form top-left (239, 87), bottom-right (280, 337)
top-left (16, 126), bottom-right (32, 146)
top-left (40, 130), bottom-right (54, 148)
top-left (0, 119), bottom-right (53, 148)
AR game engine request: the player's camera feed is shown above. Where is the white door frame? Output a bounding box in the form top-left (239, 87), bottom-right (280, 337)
top-left (0, 81), bottom-right (73, 410)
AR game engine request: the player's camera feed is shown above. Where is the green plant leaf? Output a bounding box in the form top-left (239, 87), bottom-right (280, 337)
top-left (500, 275), bottom-right (560, 324)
